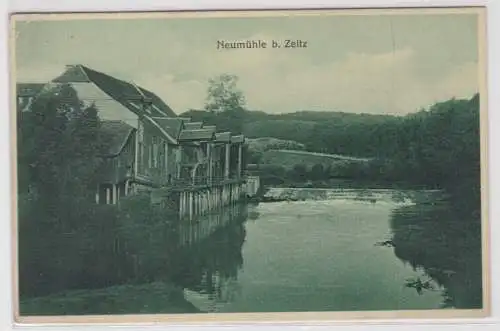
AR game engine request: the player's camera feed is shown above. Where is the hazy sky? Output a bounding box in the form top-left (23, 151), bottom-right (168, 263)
top-left (14, 11), bottom-right (480, 115)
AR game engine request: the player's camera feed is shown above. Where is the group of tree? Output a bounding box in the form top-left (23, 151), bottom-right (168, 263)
top-left (186, 74), bottom-right (480, 211)
top-left (17, 84), bottom-right (116, 297)
top-left (17, 84), bottom-right (179, 299)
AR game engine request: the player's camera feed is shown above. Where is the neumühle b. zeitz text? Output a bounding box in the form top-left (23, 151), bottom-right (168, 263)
top-left (217, 39), bottom-right (308, 49)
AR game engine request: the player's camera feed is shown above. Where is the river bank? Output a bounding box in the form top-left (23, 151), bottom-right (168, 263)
top-left (19, 281), bottom-right (200, 316)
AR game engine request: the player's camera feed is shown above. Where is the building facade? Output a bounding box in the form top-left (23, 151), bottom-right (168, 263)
top-left (17, 64), bottom-right (247, 206)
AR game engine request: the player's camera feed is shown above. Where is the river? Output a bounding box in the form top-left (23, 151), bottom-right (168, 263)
top-left (176, 188), bottom-right (483, 313)
top-left (20, 187), bottom-right (483, 315)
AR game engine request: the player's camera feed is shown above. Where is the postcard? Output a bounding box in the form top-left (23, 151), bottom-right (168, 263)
top-left (10, 7), bottom-right (489, 324)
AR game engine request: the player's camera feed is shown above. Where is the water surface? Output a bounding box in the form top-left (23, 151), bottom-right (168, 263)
top-left (20, 188), bottom-right (482, 315)
top-left (177, 188), bottom-right (482, 313)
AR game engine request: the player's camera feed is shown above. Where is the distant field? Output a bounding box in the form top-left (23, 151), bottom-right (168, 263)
top-left (260, 149), bottom-right (372, 170)
top-left (243, 120), bottom-right (316, 142)
top-left (246, 137), bottom-right (306, 152)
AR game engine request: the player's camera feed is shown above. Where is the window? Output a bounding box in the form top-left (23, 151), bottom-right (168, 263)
top-left (158, 142), bottom-right (164, 170)
top-left (138, 143), bottom-right (143, 172)
top-left (148, 143), bottom-right (153, 168)
top-left (153, 143), bottom-right (159, 168)
top-left (149, 136), bottom-right (160, 169)
top-left (137, 122), bottom-right (144, 143)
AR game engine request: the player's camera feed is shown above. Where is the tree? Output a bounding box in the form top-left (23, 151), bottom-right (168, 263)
top-left (204, 74), bottom-right (246, 134)
top-left (205, 74), bottom-right (245, 113)
top-left (17, 84), bottom-right (114, 297)
top-left (310, 163), bottom-right (325, 181)
top-left (18, 84), bottom-right (107, 206)
top-left (289, 164), bottom-right (308, 182)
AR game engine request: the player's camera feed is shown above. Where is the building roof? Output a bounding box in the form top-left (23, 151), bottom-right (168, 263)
top-left (152, 117), bottom-right (185, 140)
top-left (27, 65), bottom-right (248, 147)
top-left (183, 122), bottom-right (203, 130)
top-left (230, 135), bottom-right (245, 144)
top-left (52, 65), bottom-right (177, 118)
top-left (177, 117), bottom-right (192, 123)
top-left (100, 120), bottom-right (135, 156)
top-left (203, 125), bottom-right (216, 131)
top-left (178, 127), bottom-right (216, 142)
top-left (215, 132), bottom-right (232, 143)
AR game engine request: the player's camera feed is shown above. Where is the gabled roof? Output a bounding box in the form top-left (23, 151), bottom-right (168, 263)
top-left (215, 132), bottom-right (231, 143)
top-left (183, 122), bottom-right (203, 130)
top-left (53, 65), bottom-right (91, 83)
top-left (203, 125), bottom-right (216, 131)
top-left (151, 117), bottom-right (184, 140)
top-left (137, 86), bottom-right (176, 118)
top-left (177, 117), bottom-right (192, 123)
top-left (178, 127), bottom-right (216, 142)
top-left (52, 65), bottom-right (177, 118)
top-left (100, 120), bottom-right (135, 156)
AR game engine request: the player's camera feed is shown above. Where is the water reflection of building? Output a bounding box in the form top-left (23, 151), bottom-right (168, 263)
top-left (389, 202), bottom-right (483, 309)
top-left (177, 203), bottom-right (247, 247)
top-left (169, 203), bottom-right (248, 312)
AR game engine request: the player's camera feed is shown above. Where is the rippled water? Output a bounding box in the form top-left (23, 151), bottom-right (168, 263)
top-left (179, 188), bottom-right (482, 313)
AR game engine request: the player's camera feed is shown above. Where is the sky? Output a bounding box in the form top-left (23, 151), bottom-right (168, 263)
top-left (14, 11), bottom-right (480, 115)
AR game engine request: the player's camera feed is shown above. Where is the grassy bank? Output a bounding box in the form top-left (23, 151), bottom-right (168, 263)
top-left (390, 202), bottom-right (482, 308)
top-left (20, 281), bottom-right (200, 316)
top-left (18, 192), bottom-right (180, 300)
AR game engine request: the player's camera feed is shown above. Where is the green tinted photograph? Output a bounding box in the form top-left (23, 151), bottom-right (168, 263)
top-left (11, 7), bottom-right (488, 322)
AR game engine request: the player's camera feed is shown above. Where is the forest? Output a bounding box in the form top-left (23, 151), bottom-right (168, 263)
top-left (182, 90), bottom-right (481, 214)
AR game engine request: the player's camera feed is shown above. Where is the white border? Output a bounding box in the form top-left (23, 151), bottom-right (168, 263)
top-left (2, 0), bottom-right (499, 330)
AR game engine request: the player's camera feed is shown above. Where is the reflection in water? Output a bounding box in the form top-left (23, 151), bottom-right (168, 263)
top-left (168, 189), bottom-right (482, 313)
top-left (168, 204), bottom-right (248, 312)
top-left (404, 278), bottom-right (435, 295)
top-left (388, 201), bottom-right (482, 309)
top-left (19, 203), bottom-right (251, 316)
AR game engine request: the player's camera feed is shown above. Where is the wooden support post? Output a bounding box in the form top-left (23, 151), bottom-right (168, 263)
top-left (134, 120), bottom-right (140, 177)
top-left (95, 184), bottom-right (100, 204)
top-left (181, 192), bottom-right (185, 219)
top-left (112, 184), bottom-right (118, 205)
top-left (179, 192), bottom-right (184, 218)
top-left (207, 143), bottom-right (212, 184)
top-left (238, 144), bottom-right (242, 179)
top-left (165, 143), bottom-right (169, 181)
top-left (225, 143), bottom-right (230, 179)
top-left (177, 146), bottom-right (183, 180)
top-left (189, 192), bottom-right (193, 221)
